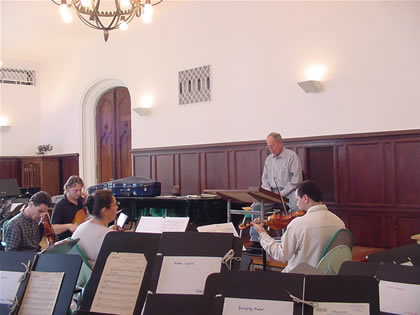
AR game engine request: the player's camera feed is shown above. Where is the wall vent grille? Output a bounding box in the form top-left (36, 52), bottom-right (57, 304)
top-left (178, 65), bottom-right (211, 105)
top-left (0, 68), bottom-right (36, 86)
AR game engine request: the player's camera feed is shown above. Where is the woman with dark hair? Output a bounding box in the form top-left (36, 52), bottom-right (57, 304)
top-left (72, 190), bottom-right (119, 267)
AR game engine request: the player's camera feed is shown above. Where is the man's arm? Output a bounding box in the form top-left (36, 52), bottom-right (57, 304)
top-left (51, 202), bottom-right (77, 234)
top-left (251, 220), bottom-right (297, 263)
top-left (261, 158), bottom-right (271, 190)
top-left (280, 153), bottom-right (302, 197)
top-left (4, 220), bottom-right (21, 251)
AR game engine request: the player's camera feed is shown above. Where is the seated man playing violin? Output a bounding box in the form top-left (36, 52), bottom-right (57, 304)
top-left (251, 180), bottom-right (345, 272)
top-left (4, 191), bottom-right (52, 251)
top-left (51, 175), bottom-right (87, 241)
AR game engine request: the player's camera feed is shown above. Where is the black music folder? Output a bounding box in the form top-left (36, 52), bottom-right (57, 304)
top-left (203, 271), bottom-right (304, 315)
top-left (143, 232), bottom-right (243, 315)
top-left (79, 232), bottom-right (161, 315)
top-left (367, 243), bottom-right (420, 264)
top-left (303, 275), bottom-right (380, 315)
top-left (0, 252), bottom-right (82, 315)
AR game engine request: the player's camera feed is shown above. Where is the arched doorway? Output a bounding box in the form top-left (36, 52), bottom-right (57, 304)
top-left (81, 78), bottom-right (131, 187)
top-left (96, 87), bottom-right (132, 182)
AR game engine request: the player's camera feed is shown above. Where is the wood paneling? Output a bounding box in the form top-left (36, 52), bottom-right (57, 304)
top-left (132, 130), bottom-right (420, 248)
top-left (156, 154), bottom-right (174, 195)
top-left (0, 154), bottom-right (79, 196)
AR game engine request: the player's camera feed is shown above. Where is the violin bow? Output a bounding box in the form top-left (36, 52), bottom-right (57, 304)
top-left (273, 177), bottom-right (288, 215)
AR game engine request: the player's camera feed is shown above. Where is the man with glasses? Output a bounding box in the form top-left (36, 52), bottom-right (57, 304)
top-left (247, 132), bottom-right (302, 254)
top-left (51, 175), bottom-right (87, 240)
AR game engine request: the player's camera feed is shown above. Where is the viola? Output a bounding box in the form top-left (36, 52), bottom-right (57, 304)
top-left (42, 214), bottom-right (58, 246)
top-left (72, 208), bottom-right (89, 225)
top-left (239, 210), bottom-right (306, 231)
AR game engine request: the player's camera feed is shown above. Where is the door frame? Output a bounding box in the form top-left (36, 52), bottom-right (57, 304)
top-left (81, 78), bottom-right (128, 188)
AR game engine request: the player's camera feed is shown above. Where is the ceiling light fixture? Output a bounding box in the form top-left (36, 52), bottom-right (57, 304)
top-left (51, 0), bottom-right (163, 41)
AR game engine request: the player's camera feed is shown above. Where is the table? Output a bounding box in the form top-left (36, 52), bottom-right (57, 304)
top-left (116, 196), bottom-right (227, 227)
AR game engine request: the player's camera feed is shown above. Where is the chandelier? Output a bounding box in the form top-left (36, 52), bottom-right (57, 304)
top-left (51, 0), bottom-right (163, 41)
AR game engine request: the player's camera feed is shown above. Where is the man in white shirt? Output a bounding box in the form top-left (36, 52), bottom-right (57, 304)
top-left (248, 132), bottom-right (302, 252)
top-left (251, 180), bottom-right (345, 272)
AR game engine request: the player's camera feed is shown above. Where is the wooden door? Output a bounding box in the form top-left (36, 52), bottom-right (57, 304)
top-left (96, 87), bottom-right (132, 183)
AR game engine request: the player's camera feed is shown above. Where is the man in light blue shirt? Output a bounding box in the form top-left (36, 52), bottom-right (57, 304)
top-left (248, 132), bottom-right (302, 252)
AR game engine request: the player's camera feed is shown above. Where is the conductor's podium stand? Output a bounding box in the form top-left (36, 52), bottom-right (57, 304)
top-left (204, 187), bottom-right (288, 222)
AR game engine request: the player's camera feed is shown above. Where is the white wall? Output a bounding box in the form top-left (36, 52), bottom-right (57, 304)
top-left (1, 1), bottom-right (420, 156)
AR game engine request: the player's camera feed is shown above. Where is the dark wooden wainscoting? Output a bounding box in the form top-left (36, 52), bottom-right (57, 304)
top-left (132, 130), bottom-right (420, 248)
top-left (0, 153), bottom-right (79, 196)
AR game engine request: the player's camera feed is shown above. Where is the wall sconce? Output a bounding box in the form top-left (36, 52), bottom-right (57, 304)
top-left (133, 95), bottom-right (154, 116)
top-left (297, 80), bottom-right (323, 93)
top-left (0, 116), bottom-right (11, 127)
top-left (298, 64), bottom-right (326, 93)
top-left (132, 107), bottom-right (152, 116)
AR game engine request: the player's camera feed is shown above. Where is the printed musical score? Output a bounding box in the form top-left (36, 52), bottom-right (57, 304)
top-left (379, 280), bottom-right (420, 315)
top-left (18, 271), bottom-right (64, 315)
top-left (0, 271), bottom-right (23, 305)
top-left (313, 302), bottom-right (369, 315)
top-left (90, 252), bottom-right (147, 315)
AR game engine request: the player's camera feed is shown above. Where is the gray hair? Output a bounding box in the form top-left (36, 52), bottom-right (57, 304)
top-left (267, 132), bottom-right (282, 142)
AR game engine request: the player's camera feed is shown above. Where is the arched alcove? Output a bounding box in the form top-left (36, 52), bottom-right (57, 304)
top-left (81, 78), bottom-right (127, 187)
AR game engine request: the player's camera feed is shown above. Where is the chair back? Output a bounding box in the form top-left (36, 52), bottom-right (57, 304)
top-left (68, 243), bottom-right (92, 288)
top-left (316, 245), bottom-right (352, 275)
top-left (321, 228), bottom-right (353, 258)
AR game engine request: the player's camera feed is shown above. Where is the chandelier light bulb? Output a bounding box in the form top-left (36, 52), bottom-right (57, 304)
top-left (141, 12), bottom-right (152, 23)
top-left (143, 3), bottom-right (153, 17)
top-left (81, 0), bottom-right (91, 8)
top-left (120, 0), bottom-right (131, 9)
top-left (59, 3), bottom-right (69, 16)
top-left (120, 21), bottom-right (128, 31)
top-left (62, 12), bottom-right (73, 23)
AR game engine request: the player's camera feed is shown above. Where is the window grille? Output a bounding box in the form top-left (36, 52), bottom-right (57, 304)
top-left (178, 65), bottom-right (211, 105)
top-left (0, 68), bottom-right (36, 86)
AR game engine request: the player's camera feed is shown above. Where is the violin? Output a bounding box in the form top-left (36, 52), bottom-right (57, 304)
top-left (72, 208), bottom-right (89, 225)
top-left (239, 210), bottom-right (306, 231)
top-left (42, 214), bottom-right (58, 246)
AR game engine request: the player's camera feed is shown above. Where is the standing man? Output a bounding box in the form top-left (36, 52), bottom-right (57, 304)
top-left (251, 180), bottom-right (345, 272)
top-left (248, 132), bottom-right (302, 252)
top-left (4, 191), bottom-right (52, 251)
top-left (51, 175), bottom-right (86, 240)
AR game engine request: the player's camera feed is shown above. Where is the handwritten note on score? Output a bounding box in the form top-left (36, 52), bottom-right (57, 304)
top-left (0, 271), bottom-right (23, 305)
top-left (18, 271), bottom-right (64, 315)
top-left (223, 297), bottom-right (293, 315)
top-left (156, 256), bottom-right (222, 295)
top-left (313, 302), bottom-right (369, 315)
top-left (135, 217), bottom-right (189, 234)
top-left (379, 280), bottom-right (420, 315)
top-left (91, 252), bottom-right (147, 315)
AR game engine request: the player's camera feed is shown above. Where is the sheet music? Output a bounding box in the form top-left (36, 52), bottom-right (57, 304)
top-left (156, 256), bottom-right (221, 295)
top-left (91, 252), bottom-right (147, 315)
top-left (0, 271), bottom-right (23, 305)
top-left (197, 222), bottom-right (239, 237)
top-left (313, 302), bottom-right (369, 315)
top-left (18, 271), bottom-right (64, 315)
top-left (135, 217), bottom-right (189, 233)
top-left (117, 212), bottom-right (128, 228)
top-left (379, 280), bottom-right (420, 315)
top-left (223, 297), bottom-right (293, 314)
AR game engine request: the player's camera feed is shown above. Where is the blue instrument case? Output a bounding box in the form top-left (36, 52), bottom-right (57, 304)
top-left (88, 176), bottom-right (161, 197)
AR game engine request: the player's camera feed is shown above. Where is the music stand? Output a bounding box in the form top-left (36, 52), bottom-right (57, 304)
top-left (0, 179), bottom-right (21, 198)
top-left (204, 187), bottom-right (288, 222)
top-left (143, 232), bottom-right (243, 315)
top-left (203, 271), bottom-right (304, 315)
top-left (0, 252), bottom-right (82, 315)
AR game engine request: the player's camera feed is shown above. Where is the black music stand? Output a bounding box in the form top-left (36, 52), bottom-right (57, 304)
top-left (0, 179), bottom-right (21, 198)
top-left (79, 232), bottom-right (161, 314)
top-left (303, 275), bottom-right (380, 315)
top-left (338, 261), bottom-right (381, 277)
top-left (202, 271), bottom-right (304, 315)
top-left (143, 232), bottom-right (243, 315)
top-left (0, 252), bottom-right (82, 315)
top-left (367, 243), bottom-right (420, 264)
